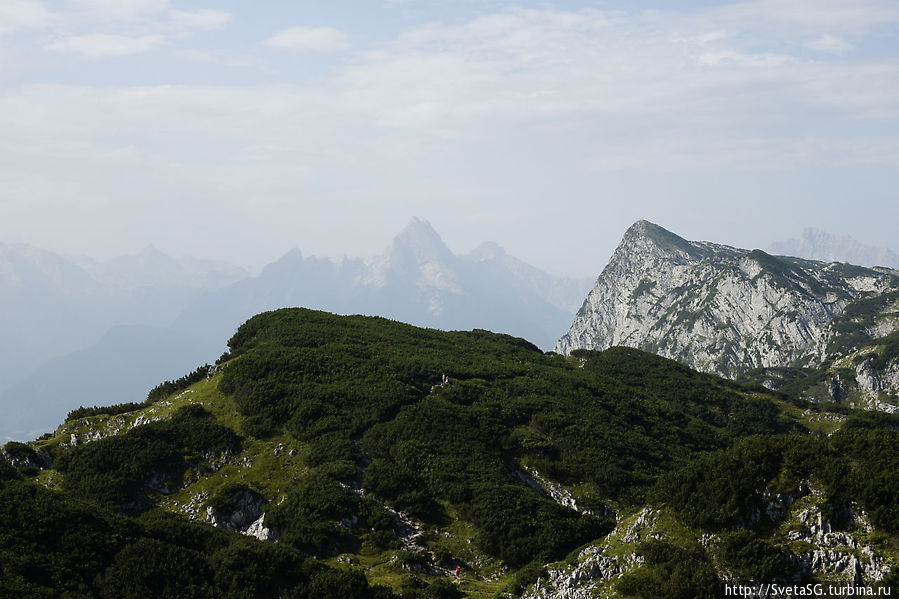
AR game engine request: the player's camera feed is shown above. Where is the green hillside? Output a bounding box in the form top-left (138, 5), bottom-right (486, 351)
top-left (3, 308), bottom-right (899, 597)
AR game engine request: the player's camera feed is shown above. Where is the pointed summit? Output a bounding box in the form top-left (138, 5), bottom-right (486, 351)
top-left (386, 217), bottom-right (456, 265)
top-left (621, 220), bottom-right (699, 258)
top-left (261, 248), bottom-right (304, 278)
top-left (363, 218), bottom-right (460, 292)
top-left (391, 217), bottom-right (451, 254)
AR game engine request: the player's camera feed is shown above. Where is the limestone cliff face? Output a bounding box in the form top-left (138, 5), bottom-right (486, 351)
top-left (557, 221), bottom-right (898, 380)
top-left (825, 348), bottom-right (899, 412)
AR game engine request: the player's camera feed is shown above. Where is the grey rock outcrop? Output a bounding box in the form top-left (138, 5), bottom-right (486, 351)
top-left (206, 488), bottom-right (279, 541)
top-left (557, 221), bottom-right (899, 382)
top-left (0, 443), bottom-right (50, 470)
top-left (827, 354), bottom-right (899, 412)
top-left (787, 504), bottom-right (891, 584)
top-left (244, 513), bottom-right (276, 541)
top-left (514, 466), bottom-right (612, 518)
top-left (523, 508), bottom-right (655, 599)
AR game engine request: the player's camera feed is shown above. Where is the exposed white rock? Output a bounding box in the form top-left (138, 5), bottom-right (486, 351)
top-left (131, 412), bottom-right (164, 428)
top-left (524, 494), bottom-right (894, 599)
top-left (855, 357), bottom-right (899, 412)
top-left (827, 353), bottom-right (899, 413)
top-left (523, 508), bottom-right (655, 599)
top-left (0, 445), bottom-right (50, 469)
top-left (177, 491), bottom-right (208, 520)
top-left (514, 466), bottom-right (612, 519)
top-left (245, 513), bottom-right (275, 541)
top-left (62, 430), bottom-right (105, 448)
top-left (525, 550), bottom-right (641, 599)
top-left (787, 502), bottom-right (891, 584)
top-left (206, 488), bottom-right (280, 541)
top-left (621, 507), bottom-right (657, 543)
top-left (557, 221), bottom-right (899, 387)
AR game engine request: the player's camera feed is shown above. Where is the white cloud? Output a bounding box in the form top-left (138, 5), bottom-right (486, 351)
top-left (45, 33), bottom-right (166, 57)
top-left (697, 50), bottom-right (796, 68)
top-left (38, 5), bottom-right (231, 58)
top-left (67, 0), bottom-right (170, 19)
top-left (4, 1), bottom-right (899, 206)
top-left (804, 34), bottom-right (853, 55)
top-left (0, 0), bottom-right (53, 34)
top-left (169, 9), bottom-right (231, 31)
top-left (671, 31), bottom-right (728, 44)
top-left (700, 0), bottom-right (899, 35)
top-left (332, 5), bottom-right (899, 167)
top-left (181, 48), bottom-right (212, 63)
top-left (2, 3), bottom-right (899, 273)
top-left (264, 26), bottom-right (349, 52)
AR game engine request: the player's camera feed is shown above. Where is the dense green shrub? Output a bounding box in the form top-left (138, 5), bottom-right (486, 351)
top-left (617, 540), bottom-right (721, 599)
top-left (55, 405), bottom-right (240, 510)
top-left (147, 364), bottom-right (211, 403)
top-left (21, 307), bottom-right (899, 595)
top-left (0, 480), bottom-right (127, 596)
top-left (215, 308), bottom-right (796, 565)
top-left (652, 436), bottom-right (785, 529)
top-left (0, 476), bottom-right (395, 598)
top-left (714, 530), bottom-right (794, 582)
top-left (269, 476), bottom-right (363, 555)
top-left (97, 538), bottom-right (215, 599)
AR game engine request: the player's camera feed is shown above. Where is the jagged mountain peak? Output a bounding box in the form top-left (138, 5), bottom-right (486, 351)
top-left (617, 220), bottom-right (705, 261)
top-left (468, 241), bottom-right (507, 261)
top-left (558, 222), bottom-right (898, 384)
top-left (361, 217), bottom-right (461, 294)
top-left (387, 217), bottom-right (455, 262)
top-left (260, 248), bottom-right (305, 277)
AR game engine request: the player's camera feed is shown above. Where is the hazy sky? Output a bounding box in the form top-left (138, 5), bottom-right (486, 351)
top-left (1, 0), bottom-right (897, 277)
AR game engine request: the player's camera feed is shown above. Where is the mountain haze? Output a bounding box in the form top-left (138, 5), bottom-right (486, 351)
top-left (769, 228), bottom-right (899, 269)
top-left (0, 242), bottom-right (106, 393)
top-left (0, 243), bottom-right (248, 396)
top-left (169, 218), bottom-right (589, 352)
top-left (72, 245), bottom-right (250, 291)
top-left (1, 219), bottom-right (591, 441)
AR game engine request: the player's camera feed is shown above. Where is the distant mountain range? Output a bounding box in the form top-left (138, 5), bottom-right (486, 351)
top-left (5, 226), bottom-right (899, 598)
top-left (10, 219), bottom-right (895, 442)
top-left (0, 219), bottom-right (591, 441)
top-left (768, 228), bottom-right (899, 269)
top-left (0, 243), bottom-right (248, 398)
top-left (71, 245), bottom-right (250, 292)
top-left (558, 220), bottom-right (899, 412)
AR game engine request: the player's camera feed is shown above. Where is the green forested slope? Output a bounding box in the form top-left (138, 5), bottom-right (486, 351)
top-left (3, 308), bottom-right (899, 598)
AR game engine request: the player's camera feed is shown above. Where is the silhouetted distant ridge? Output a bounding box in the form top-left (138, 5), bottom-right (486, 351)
top-left (769, 228), bottom-right (899, 269)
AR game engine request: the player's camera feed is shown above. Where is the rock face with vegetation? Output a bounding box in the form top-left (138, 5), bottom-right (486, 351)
top-left (558, 220), bottom-right (899, 411)
top-left (2, 308), bottom-right (899, 597)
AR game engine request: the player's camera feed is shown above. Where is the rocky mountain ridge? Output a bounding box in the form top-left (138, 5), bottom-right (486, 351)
top-left (557, 221), bottom-right (899, 410)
